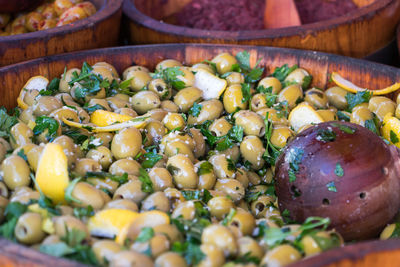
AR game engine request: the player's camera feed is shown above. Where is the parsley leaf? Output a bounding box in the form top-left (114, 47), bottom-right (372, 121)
top-left (235, 51), bottom-right (251, 71)
top-left (136, 227), bottom-right (155, 242)
top-left (182, 189), bottom-right (212, 203)
top-left (326, 181), bottom-right (337, 192)
top-left (345, 91), bottom-right (372, 112)
top-left (0, 202), bottom-right (28, 240)
top-left (161, 67), bottom-right (186, 90)
top-left (337, 111), bottom-right (350, 122)
top-left (364, 117), bottom-right (379, 135)
top-left (172, 241), bottom-right (205, 266)
top-left (271, 64), bottom-right (298, 83)
top-left (334, 163), bottom-right (344, 177)
top-left (138, 168), bottom-right (154, 193)
top-left (33, 116), bottom-right (59, 141)
top-left (73, 206), bottom-right (94, 219)
top-left (241, 83), bottom-right (251, 103)
top-left (0, 107), bottom-right (19, 140)
top-left (141, 152), bottom-right (163, 169)
top-left (39, 78), bottom-right (60, 96)
top-left (188, 102), bottom-right (202, 117)
top-left (390, 130), bottom-right (399, 144)
top-left (263, 112), bottom-right (282, 166)
top-left (287, 147), bottom-right (304, 183)
top-left (86, 171), bottom-right (129, 185)
top-left (197, 161), bottom-right (213, 176)
top-left (316, 128), bottom-right (336, 142)
top-left (222, 208), bottom-right (237, 226)
top-left (65, 178), bottom-right (82, 204)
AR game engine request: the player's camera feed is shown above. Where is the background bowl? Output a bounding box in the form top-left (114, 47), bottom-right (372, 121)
top-left (0, 44), bottom-right (400, 266)
top-left (122, 0), bottom-right (400, 64)
top-left (0, 0), bottom-right (45, 13)
top-left (0, 0), bottom-right (123, 67)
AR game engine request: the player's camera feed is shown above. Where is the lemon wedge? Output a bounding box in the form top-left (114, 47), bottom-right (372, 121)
top-left (288, 103), bottom-right (324, 132)
top-left (381, 113), bottom-right (400, 148)
top-left (119, 210), bottom-right (170, 244)
top-left (35, 143), bottom-right (69, 204)
top-left (62, 116), bottom-right (148, 133)
top-left (194, 69), bottom-right (227, 100)
top-left (331, 72), bottom-right (400, 96)
top-left (90, 110), bottom-right (134, 127)
top-left (88, 209), bottom-right (139, 241)
top-left (17, 76), bottom-right (49, 110)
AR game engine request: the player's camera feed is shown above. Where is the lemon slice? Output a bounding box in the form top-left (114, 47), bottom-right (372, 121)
top-left (331, 72), bottom-right (400, 96)
top-left (17, 76), bottom-right (49, 110)
top-left (381, 113), bottom-right (400, 148)
top-left (35, 143), bottom-right (69, 204)
top-left (90, 110), bottom-right (134, 127)
top-left (88, 209), bottom-right (139, 240)
top-left (194, 69), bottom-right (227, 100)
top-left (62, 116), bottom-right (148, 133)
top-left (288, 103), bottom-right (324, 132)
top-left (119, 210), bottom-right (170, 244)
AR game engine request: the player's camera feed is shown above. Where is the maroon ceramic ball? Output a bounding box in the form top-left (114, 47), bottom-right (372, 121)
top-left (275, 121), bottom-right (400, 241)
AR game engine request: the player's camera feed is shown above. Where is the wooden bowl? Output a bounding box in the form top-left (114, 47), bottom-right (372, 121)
top-left (123, 0), bottom-right (400, 61)
top-left (0, 0), bottom-right (44, 13)
top-left (0, 0), bottom-right (123, 67)
top-left (1, 44), bottom-right (400, 266)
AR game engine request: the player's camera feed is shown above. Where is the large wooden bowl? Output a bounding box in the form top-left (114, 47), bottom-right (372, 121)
top-left (0, 0), bottom-right (123, 67)
top-left (1, 44), bottom-right (400, 266)
top-left (123, 0), bottom-right (400, 61)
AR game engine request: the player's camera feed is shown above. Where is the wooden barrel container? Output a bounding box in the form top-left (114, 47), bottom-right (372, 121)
top-left (123, 0), bottom-right (400, 62)
top-left (1, 44), bottom-right (400, 266)
top-left (0, 0), bottom-right (123, 67)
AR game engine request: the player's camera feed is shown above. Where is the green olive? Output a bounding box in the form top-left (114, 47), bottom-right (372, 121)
top-left (148, 79), bottom-right (172, 100)
top-left (211, 53), bottom-right (238, 74)
top-left (87, 98), bottom-right (111, 111)
top-left (0, 181), bottom-right (8, 198)
top-left (23, 89), bottom-right (40, 107)
top-left (209, 154), bottom-right (235, 179)
top-left (226, 72), bottom-right (245, 86)
top-left (235, 168), bottom-right (249, 188)
top-left (368, 96), bottom-right (396, 121)
top-left (73, 158), bottom-right (102, 176)
top-left (207, 196), bottom-right (235, 220)
top-left (86, 145), bottom-right (113, 170)
top-left (164, 140), bottom-right (195, 163)
top-left (131, 91), bottom-right (161, 115)
top-left (155, 252), bottom-right (187, 267)
top-left (209, 118), bottom-right (232, 137)
top-left (188, 99), bottom-right (224, 125)
top-left (110, 250), bottom-right (154, 267)
top-left (238, 236), bottom-right (264, 260)
top-left (156, 59), bottom-right (183, 72)
top-left (191, 63), bottom-right (215, 74)
top-left (125, 70), bottom-right (152, 92)
top-left (10, 122), bottom-right (33, 149)
top-left (195, 161), bottom-right (216, 190)
top-left (2, 155), bottom-right (30, 190)
top-left (223, 84), bottom-right (248, 113)
top-left (109, 158), bottom-right (141, 176)
top-left (202, 224), bottom-right (238, 255)
top-left (250, 195), bottom-right (275, 218)
top-left (53, 135), bottom-right (78, 167)
top-left (234, 110), bottom-right (265, 136)
top-left (123, 66), bottom-right (150, 80)
top-left (325, 86), bottom-right (348, 110)
top-left (92, 240), bottom-right (123, 265)
top-left (113, 180), bottom-right (148, 204)
top-left (104, 199), bottom-right (139, 212)
top-left (173, 87), bottom-right (203, 112)
top-left (240, 135), bottom-right (265, 170)
top-left (15, 212), bottom-right (45, 245)
top-left (278, 84), bottom-right (303, 109)
top-left (305, 88), bottom-right (328, 109)
top-left (258, 77), bottom-right (282, 94)
top-left (153, 224), bottom-right (183, 244)
top-left (54, 215), bottom-right (89, 239)
top-left (317, 109), bottom-right (337, 122)
top-left (167, 154), bottom-right (198, 189)
top-left (33, 96), bottom-right (63, 116)
top-left (107, 95), bottom-right (132, 111)
top-left (251, 93), bottom-right (269, 111)
top-left (172, 200), bottom-right (196, 220)
top-left (230, 209), bottom-right (256, 236)
top-left (161, 100), bottom-right (179, 113)
top-left (197, 244), bottom-right (225, 267)
top-left (214, 178), bottom-right (245, 202)
top-left (189, 128), bottom-right (206, 158)
top-left (162, 112), bottom-right (186, 131)
top-left (145, 108), bottom-right (168, 122)
top-left (270, 126), bottom-right (294, 148)
top-left (19, 107), bottom-right (35, 124)
top-left (141, 192), bottom-right (170, 212)
top-left (70, 182), bottom-right (105, 209)
top-left (111, 127), bottom-right (142, 159)
top-left (117, 107), bottom-right (138, 118)
top-left (284, 68), bottom-right (310, 87)
top-left (148, 167), bottom-right (173, 191)
top-left (260, 244), bottom-right (301, 266)
top-left (350, 104), bottom-right (373, 127)
top-left (92, 66), bottom-right (115, 84)
top-left (257, 108), bottom-right (289, 126)
top-left (94, 132), bottom-right (114, 148)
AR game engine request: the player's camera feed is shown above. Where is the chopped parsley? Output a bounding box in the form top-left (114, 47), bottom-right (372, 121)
top-left (390, 130), bottom-right (399, 144)
top-left (141, 152), bottom-right (163, 169)
top-left (316, 128), bottom-right (336, 142)
top-left (188, 102), bottom-right (202, 117)
top-left (287, 147), bottom-right (304, 183)
top-left (345, 91), bottom-right (372, 112)
top-left (271, 64), bottom-right (298, 83)
top-left (39, 78), bottom-right (60, 96)
top-left (0, 107), bottom-right (19, 140)
top-left (331, 122), bottom-right (356, 134)
top-left (326, 181), bottom-right (337, 192)
top-left (136, 227), bottom-right (155, 243)
top-left (181, 189), bottom-right (212, 203)
top-left (334, 163), bottom-right (344, 177)
top-left (241, 83), bottom-right (251, 103)
top-left (33, 116), bottom-right (59, 141)
top-left (0, 202), bottom-right (28, 241)
top-left (263, 113), bottom-right (282, 166)
top-left (197, 161), bottom-right (213, 176)
top-left (138, 168), bottom-right (154, 193)
top-left (85, 172), bottom-right (129, 185)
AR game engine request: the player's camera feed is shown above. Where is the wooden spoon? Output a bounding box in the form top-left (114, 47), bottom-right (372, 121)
top-left (264, 0), bottom-right (301, 29)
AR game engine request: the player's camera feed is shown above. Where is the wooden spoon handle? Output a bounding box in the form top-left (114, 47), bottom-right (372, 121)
top-left (264, 0), bottom-right (301, 29)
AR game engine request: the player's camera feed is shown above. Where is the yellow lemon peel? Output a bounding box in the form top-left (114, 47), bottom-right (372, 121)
top-left (17, 76), bottom-right (49, 110)
top-left (90, 110), bottom-right (134, 127)
top-left (35, 143), bottom-right (69, 204)
top-left (88, 209), bottom-right (139, 241)
top-left (62, 116), bottom-right (149, 133)
top-left (381, 113), bottom-right (400, 148)
top-left (331, 72), bottom-right (400, 96)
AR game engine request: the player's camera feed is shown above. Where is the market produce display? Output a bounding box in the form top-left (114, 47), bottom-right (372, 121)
top-left (1, 50), bottom-right (400, 267)
top-left (0, 0), bottom-right (97, 36)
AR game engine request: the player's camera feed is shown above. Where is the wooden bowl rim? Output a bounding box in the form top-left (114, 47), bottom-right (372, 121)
top-left (0, 0), bottom-right (123, 41)
top-left (122, 0), bottom-right (394, 40)
top-left (0, 43), bottom-right (400, 266)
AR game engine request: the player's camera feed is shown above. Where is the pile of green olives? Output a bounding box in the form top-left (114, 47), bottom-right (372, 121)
top-left (0, 51), bottom-right (399, 267)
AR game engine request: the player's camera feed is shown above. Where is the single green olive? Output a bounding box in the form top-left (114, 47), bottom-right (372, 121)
top-left (223, 84), bottom-right (248, 113)
top-left (110, 250), bottom-right (154, 267)
top-left (277, 84), bottom-right (303, 109)
top-left (1, 155), bottom-right (31, 190)
top-left (234, 110), bottom-right (265, 136)
top-left (160, 100), bottom-right (179, 113)
top-left (155, 59), bottom-right (183, 72)
top-left (211, 53), bottom-right (238, 74)
top-left (131, 91), bottom-right (161, 115)
top-left (125, 70), bottom-right (152, 92)
top-left (113, 180), bottom-right (148, 204)
top-left (325, 86), bottom-right (348, 110)
top-left (111, 127), bottom-right (142, 159)
top-left (258, 77), bottom-right (282, 94)
top-left (201, 224), bottom-right (238, 256)
top-left (166, 154), bottom-right (198, 189)
top-left (207, 196), bottom-right (235, 220)
top-left (304, 88), bottom-right (328, 109)
top-left (155, 252), bottom-right (187, 267)
top-left (141, 192), bottom-right (170, 212)
top-left (104, 199), bottom-right (139, 212)
top-left (92, 240), bottom-right (123, 265)
top-left (173, 87), bottom-right (203, 113)
top-left (260, 244), bottom-right (302, 266)
top-left (240, 135), bottom-right (266, 170)
top-left (15, 212), bottom-right (45, 245)
top-left (214, 178), bottom-right (245, 202)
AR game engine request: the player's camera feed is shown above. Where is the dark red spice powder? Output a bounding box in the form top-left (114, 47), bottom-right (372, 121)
top-left (175, 0), bottom-right (360, 31)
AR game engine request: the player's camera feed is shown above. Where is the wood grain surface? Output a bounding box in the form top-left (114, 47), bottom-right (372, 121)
top-left (123, 0), bottom-right (400, 59)
top-left (0, 0), bottom-right (123, 67)
top-left (0, 44), bottom-right (400, 266)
